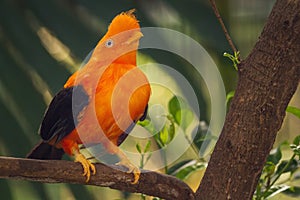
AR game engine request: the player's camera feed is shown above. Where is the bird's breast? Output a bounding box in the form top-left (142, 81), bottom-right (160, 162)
top-left (75, 64), bottom-right (151, 145)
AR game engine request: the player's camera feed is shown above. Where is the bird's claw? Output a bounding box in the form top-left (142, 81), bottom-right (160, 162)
top-left (75, 153), bottom-right (96, 182)
top-left (116, 159), bottom-right (140, 184)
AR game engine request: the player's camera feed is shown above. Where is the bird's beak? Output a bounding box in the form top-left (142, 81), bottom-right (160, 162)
top-left (125, 31), bottom-right (143, 45)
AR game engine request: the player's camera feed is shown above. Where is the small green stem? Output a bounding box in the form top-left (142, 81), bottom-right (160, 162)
top-left (182, 131), bottom-right (201, 161)
top-left (270, 153), bottom-right (295, 186)
top-left (162, 147), bottom-right (168, 173)
top-left (140, 153), bottom-right (145, 169)
top-left (263, 153), bottom-right (296, 196)
top-left (255, 182), bottom-right (261, 200)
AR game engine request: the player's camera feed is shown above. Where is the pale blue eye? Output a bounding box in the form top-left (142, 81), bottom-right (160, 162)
top-left (105, 39), bottom-right (114, 48)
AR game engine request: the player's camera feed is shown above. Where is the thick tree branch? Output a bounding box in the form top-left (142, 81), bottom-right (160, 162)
top-left (196, 0), bottom-right (300, 199)
top-left (0, 156), bottom-right (195, 200)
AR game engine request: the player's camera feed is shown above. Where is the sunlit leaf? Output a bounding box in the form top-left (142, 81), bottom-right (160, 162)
top-left (226, 90), bottom-right (235, 105)
top-left (136, 143), bottom-right (142, 154)
top-left (263, 162), bottom-right (276, 177)
top-left (223, 51), bottom-right (240, 70)
top-left (286, 106), bottom-right (300, 119)
top-left (138, 119), bottom-right (156, 135)
top-left (159, 126), bottom-right (169, 145)
top-left (137, 119), bottom-right (150, 127)
top-left (167, 159), bottom-right (194, 175)
top-left (144, 140), bottom-right (151, 153)
top-left (168, 116), bottom-right (175, 141)
top-left (175, 162), bottom-right (205, 180)
top-left (175, 109), bottom-right (194, 130)
top-left (168, 96), bottom-right (189, 124)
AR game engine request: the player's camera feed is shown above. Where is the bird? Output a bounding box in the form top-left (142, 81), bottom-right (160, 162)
top-left (26, 9), bottom-right (151, 184)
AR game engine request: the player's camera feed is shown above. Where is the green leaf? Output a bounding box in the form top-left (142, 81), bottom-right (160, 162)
top-left (168, 96), bottom-right (189, 124)
top-left (263, 162), bottom-right (276, 177)
top-left (290, 144), bottom-right (300, 156)
top-left (267, 146), bottom-right (282, 165)
top-left (226, 90), bottom-right (235, 105)
top-left (293, 135), bottom-right (300, 145)
top-left (144, 140), bottom-right (151, 153)
top-left (167, 159), bottom-right (194, 175)
top-left (286, 106), bottom-right (300, 119)
top-left (138, 119), bottom-right (156, 135)
top-left (137, 119), bottom-right (150, 127)
top-left (168, 117), bottom-right (175, 141)
top-left (159, 125), bottom-right (169, 145)
top-left (192, 121), bottom-right (213, 154)
top-left (175, 162), bottom-right (205, 180)
top-left (168, 96), bottom-right (194, 130)
top-left (153, 133), bottom-right (164, 148)
top-left (223, 51), bottom-right (240, 70)
top-left (152, 198), bottom-right (161, 200)
top-left (175, 109), bottom-right (194, 130)
top-left (136, 143), bottom-right (142, 154)
top-left (276, 159), bottom-right (298, 175)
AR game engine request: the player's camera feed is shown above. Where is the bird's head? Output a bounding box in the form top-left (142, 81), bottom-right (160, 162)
top-left (92, 9), bottom-right (143, 65)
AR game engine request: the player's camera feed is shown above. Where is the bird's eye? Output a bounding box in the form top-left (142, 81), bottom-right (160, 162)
top-left (105, 39), bottom-right (114, 48)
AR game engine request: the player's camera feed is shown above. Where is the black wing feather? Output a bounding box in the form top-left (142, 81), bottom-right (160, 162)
top-left (116, 104), bottom-right (148, 146)
top-left (39, 85), bottom-right (89, 143)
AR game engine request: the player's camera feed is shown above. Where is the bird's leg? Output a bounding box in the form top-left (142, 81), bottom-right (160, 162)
top-left (115, 148), bottom-right (140, 184)
top-left (73, 149), bottom-right (96, 182)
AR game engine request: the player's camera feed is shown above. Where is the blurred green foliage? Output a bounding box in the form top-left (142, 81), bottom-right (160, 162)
top-left (0, 0), bottom-right (284, 199)
top-left (254, 134), bottom-right (300, 200)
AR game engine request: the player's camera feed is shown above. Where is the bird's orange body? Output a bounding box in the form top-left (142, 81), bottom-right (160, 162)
top-left (27, 10), bottom-right (150, 183)
top-left (61, 61), bottom-right (150, 154)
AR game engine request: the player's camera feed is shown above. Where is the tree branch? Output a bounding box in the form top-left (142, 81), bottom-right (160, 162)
top-left (209, 0), bottom-right (238, 53)
top-left (196, 0), bottom-right (300, 199)
top-left (0, 156), bottom-right (195, 200)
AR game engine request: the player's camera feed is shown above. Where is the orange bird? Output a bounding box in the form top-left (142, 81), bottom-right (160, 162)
top-left (27, 9), bottom-right (151, 184)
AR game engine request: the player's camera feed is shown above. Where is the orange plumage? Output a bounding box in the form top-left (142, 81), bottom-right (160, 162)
top-left (27, 9), bottom-right (151, 183)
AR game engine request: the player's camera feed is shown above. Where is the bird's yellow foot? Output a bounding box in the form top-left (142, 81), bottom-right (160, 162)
top-left (74, 153), bottom-right (96, 182)
top-left (116, 155), bottom-right (140, 184)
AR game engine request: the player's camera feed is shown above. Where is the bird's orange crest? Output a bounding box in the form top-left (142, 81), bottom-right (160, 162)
top-left (106, 9), bottom-right (140, 38)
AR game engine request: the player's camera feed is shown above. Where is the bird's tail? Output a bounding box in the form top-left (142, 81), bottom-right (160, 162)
top-left (26, 141), bottom-right (64, 160)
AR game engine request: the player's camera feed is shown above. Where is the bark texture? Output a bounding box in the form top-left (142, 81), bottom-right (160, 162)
top-left (196, 0), bottom-right (300, 199)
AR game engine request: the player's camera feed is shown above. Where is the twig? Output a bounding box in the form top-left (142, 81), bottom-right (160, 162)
top-left (0, 156), bottom-right (195, 200)
top-left (209, 0), bottom-right (238, 54)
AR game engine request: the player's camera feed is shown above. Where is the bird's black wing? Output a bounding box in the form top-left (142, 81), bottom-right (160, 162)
top-left (116, 104), bottom-right (148, 146)
top-left (39, 85), bottom-right (89, 144)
